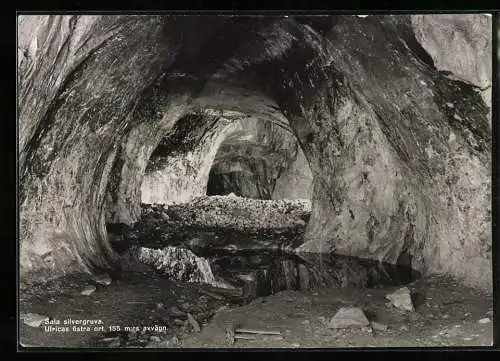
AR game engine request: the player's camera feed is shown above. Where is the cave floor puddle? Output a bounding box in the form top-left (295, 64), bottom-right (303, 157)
top-left (19, 255), bottom-right (493, 348)
top-left (187, 249), bottom-right (422, 301)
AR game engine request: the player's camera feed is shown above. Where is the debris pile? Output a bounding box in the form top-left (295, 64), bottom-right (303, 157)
top-left (146, 195), bottom-right (312, 230)
top-left (113, 196), bottom-right (311, 250)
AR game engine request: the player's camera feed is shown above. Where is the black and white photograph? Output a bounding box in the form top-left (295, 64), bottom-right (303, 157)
top-left (17, 13), bottom-right (494, 348)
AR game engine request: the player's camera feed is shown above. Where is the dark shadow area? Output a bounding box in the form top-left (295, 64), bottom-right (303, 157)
top-left (393, 17), bottom-right (437, 70)
top-left (206, 169), bottom-right (251, 198)
top-left (411, 290), bottom-right (427, 311)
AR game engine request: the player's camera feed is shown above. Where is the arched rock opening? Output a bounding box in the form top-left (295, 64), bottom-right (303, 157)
top-left (19, 15), bottom-right (491, 292)
top-left (205, 119), bottom-right (309, 200)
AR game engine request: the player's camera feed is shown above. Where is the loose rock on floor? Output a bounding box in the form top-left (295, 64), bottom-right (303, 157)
top-left (328, 307), bottom-right (370, 329)
top-left (385, 287), bottom-right (415, 312)
top-left (21, 313), bottom-right (49, 328)
top-left (94, 273), bottom-right (112, 286)
top-left (80, 285), bottom-right (97, 296)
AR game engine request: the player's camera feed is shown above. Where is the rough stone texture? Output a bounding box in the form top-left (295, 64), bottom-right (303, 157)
top-left (142, 195), bottom-right (311, 230)
top-left (104, 92), bottom-right (192, 225)
top-left (187, 313), bottom-right (201, 332)
top-left (385, 287), bottom-right (415, 312)
top-left (94, 273), bottom-right (112, 286)
top-left (140, 115), bottom-right (299, 204)
top-left (140, 114), bottom-right (230, 205)
top-left (136, 246), bottom-right (227, 288)
top-left (80, 285), bottom-right (96, 296)
top-left (411, 15), bottom-right (492, 91)
top-left (290, 16), bottom-right (491, 290)
top-left (19, 16), bottom-right (185, 284)
top-left (272, 146), bottom-right (313, 200)
top-left (411, 14), bottom-right (492, 114)
top-left (114, 197), bottom-right (310, 251)
top-left (106, 82), bottom-right (290, 221)
top-left (328, 307), bottom-right (370, 329)
top-left (21, 313), bottom-right (49, 328)
top-left (18, 15), bottom-right (103, 164)
top-left (371, 322), bottom-right (389, 331)
top-left (19, 15), bottom-right (491, 290)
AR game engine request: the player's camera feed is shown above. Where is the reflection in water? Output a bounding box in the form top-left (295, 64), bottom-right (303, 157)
top-left (129, 230), bottom-right (420, 303)
top-left (191, 248), bottom-right (421, 301)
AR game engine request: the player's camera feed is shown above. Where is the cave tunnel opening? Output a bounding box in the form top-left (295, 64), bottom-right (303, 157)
top-left (19, 14), bottom-right (493, 349)
top-left (132, 113), bottom-right (316, 245)
top-left (107, 109), bottom-right (421, 306)
top-left (205, 118), bottom-right (314, 201)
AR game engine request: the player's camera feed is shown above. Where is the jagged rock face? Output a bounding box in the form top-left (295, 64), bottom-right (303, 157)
top-left (19, 15), bottom-right (491, 290)
top-left (411, 14), bottom-right (492, 107)
top-left (291, 15), bottom-right (491, 288)
top-left (116, 199), bottom-right (310, 251)
top-left (140, 113), bottom-right (230, 205)
top-left (205, 120), bottom-right (314, 201)
top-left (106, 81), bottom-right (290, 223)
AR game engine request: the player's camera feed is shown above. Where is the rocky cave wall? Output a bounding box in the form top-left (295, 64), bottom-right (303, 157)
top-left (18, 15), bottom-right (186, 281)
top-left (18, 14), bottom-right (492, 290)
top-left (272, 146), bottom-right (314, 200)
top-left (107, 78), bottom-right (297, 220)
top-left (411, 14), bottom-right (492, 109)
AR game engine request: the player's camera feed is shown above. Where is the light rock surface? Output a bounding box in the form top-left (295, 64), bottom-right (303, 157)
top-left (136, 246), bottom-right (227, 288)
top-left (81, 285), bottom-right (97, 296)
top-left (94, 273), bottom-right (112, 286)
top-left (272, 146), bottom-right (314, 200)
top-left (411, 14), bottom-right (492, 107)
top-left (161, 196), bottom-right (312, 229)
top-left (19, 15), bottom-right (182, 284)
top-left (208, 118), bottom-right (301, 199)
top-left (386, 287), bottom-right (415, 312)
top-left (371, 322), bottom-right (388, 331)
top-left (141, 115), bottom-right (239, 205)
top-left (328, 307), bottom-right (370, 329)
top-left (21, 313), bottom-right (49, 328)
top-left (187, 313), bottom-right (201, 332)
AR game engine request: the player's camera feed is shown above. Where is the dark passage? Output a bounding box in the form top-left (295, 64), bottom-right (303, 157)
top-left (206, 169), bottom-right (250, 198)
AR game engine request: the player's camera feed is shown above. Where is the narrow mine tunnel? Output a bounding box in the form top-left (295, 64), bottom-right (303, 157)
top-left (18, 14), bottom-right (493, 348)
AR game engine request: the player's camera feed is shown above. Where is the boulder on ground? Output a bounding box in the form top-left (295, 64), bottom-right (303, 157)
top-left (371, 321), bottom-right (389, 331)
top-left (328, 307), bottom-right (370, 329)
top-left (21, 313), bottom-right (49, 328)
top-left (478, 318), bottom-right (490, 324)
top-left (385, 287), bottom-right (415, 312)
top-left (81, 285), bottom-right (97, 296)
top-left (94, 273), bottom-right (112, 286)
